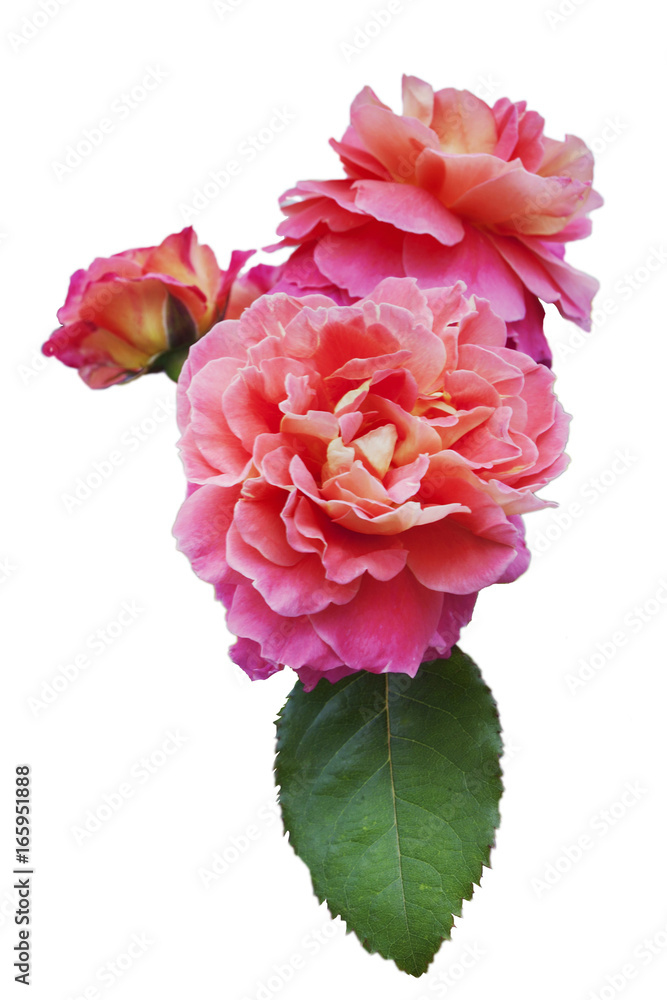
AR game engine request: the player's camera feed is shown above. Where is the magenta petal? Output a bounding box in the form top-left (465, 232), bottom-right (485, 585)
top-left (496, 516), bottom-right (530, 583)
top-left (314, 222), bottom-right (406, 297)
top-left (229, 637), bottom-right (283, 681)
top-left (405, 480), bottom-right (520, 594)
top-left (423, 592), bottom-right (478, 660)
top-left (295, 663), bottom-right (358, 691)
top-left (226, 521), bottom-right (358, 616)
top-left (403, 227), bottom-right (527, 321)
top-left (519, 236), bottom-right (600, 328)
top-left (488, 233), bottom-right (599, 327)
top-left (172, 484), bottom-right (240, 587)
top-left (505, 291), bottom-right (551, 366)
top-left (406, 515), bottom-right (517, 594)
top-left (227, 583), bottom-right (341, 672)
top-left (234, 493), bottom-right (303, 567)
top-left (353, 180), bottom-right (464, 246)
top-left (311, 570), bottom-right (442, 676)
top-left (350, 103), bottom-right (440, 181)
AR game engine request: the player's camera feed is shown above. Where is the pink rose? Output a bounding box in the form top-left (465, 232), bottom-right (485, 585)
top-left (43, 227), bottom-right (252, 388)
top-left (271, 76), bottom-right (602, 366)
top-left (174, 277), bottom-right (569, 689)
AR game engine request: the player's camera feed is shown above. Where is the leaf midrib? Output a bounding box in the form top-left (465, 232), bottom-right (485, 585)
top-left (385, 674), bottom-right (419, 971)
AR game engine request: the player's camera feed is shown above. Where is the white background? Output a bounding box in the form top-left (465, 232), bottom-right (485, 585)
top-left (2, 0), bottom-right (666, 997)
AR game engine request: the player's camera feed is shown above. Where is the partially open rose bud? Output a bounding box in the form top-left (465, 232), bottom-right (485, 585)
top-left (43, 227), bottom-right (252, 388)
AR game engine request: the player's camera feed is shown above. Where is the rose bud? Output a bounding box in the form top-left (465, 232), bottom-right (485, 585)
top-left (43, 227), bottom-right (252, 387)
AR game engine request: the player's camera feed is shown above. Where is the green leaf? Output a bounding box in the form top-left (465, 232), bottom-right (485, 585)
top-left (146, 346), bottom-right (189, 382)
top-left (275, 649), bottom-right (503, 977)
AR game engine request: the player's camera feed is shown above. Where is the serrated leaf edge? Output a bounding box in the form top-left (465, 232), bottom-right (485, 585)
top-left (274, 654), bottom-right (504, 977)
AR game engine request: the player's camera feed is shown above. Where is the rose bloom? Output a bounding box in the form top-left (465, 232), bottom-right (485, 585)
top-left (174, 277), bottom-right (569, 690)
top-left (271, 76), bottom-right (602, 366)
top-left (43, 227), bottom-right (252, 388)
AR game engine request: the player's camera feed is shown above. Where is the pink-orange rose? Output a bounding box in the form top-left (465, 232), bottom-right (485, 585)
top-left (43, 227), bottom-right (251, 387)
top-left (271, 76), bottom-right (602, 365)
top-left (174, 277), bottom-right (569, 689)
